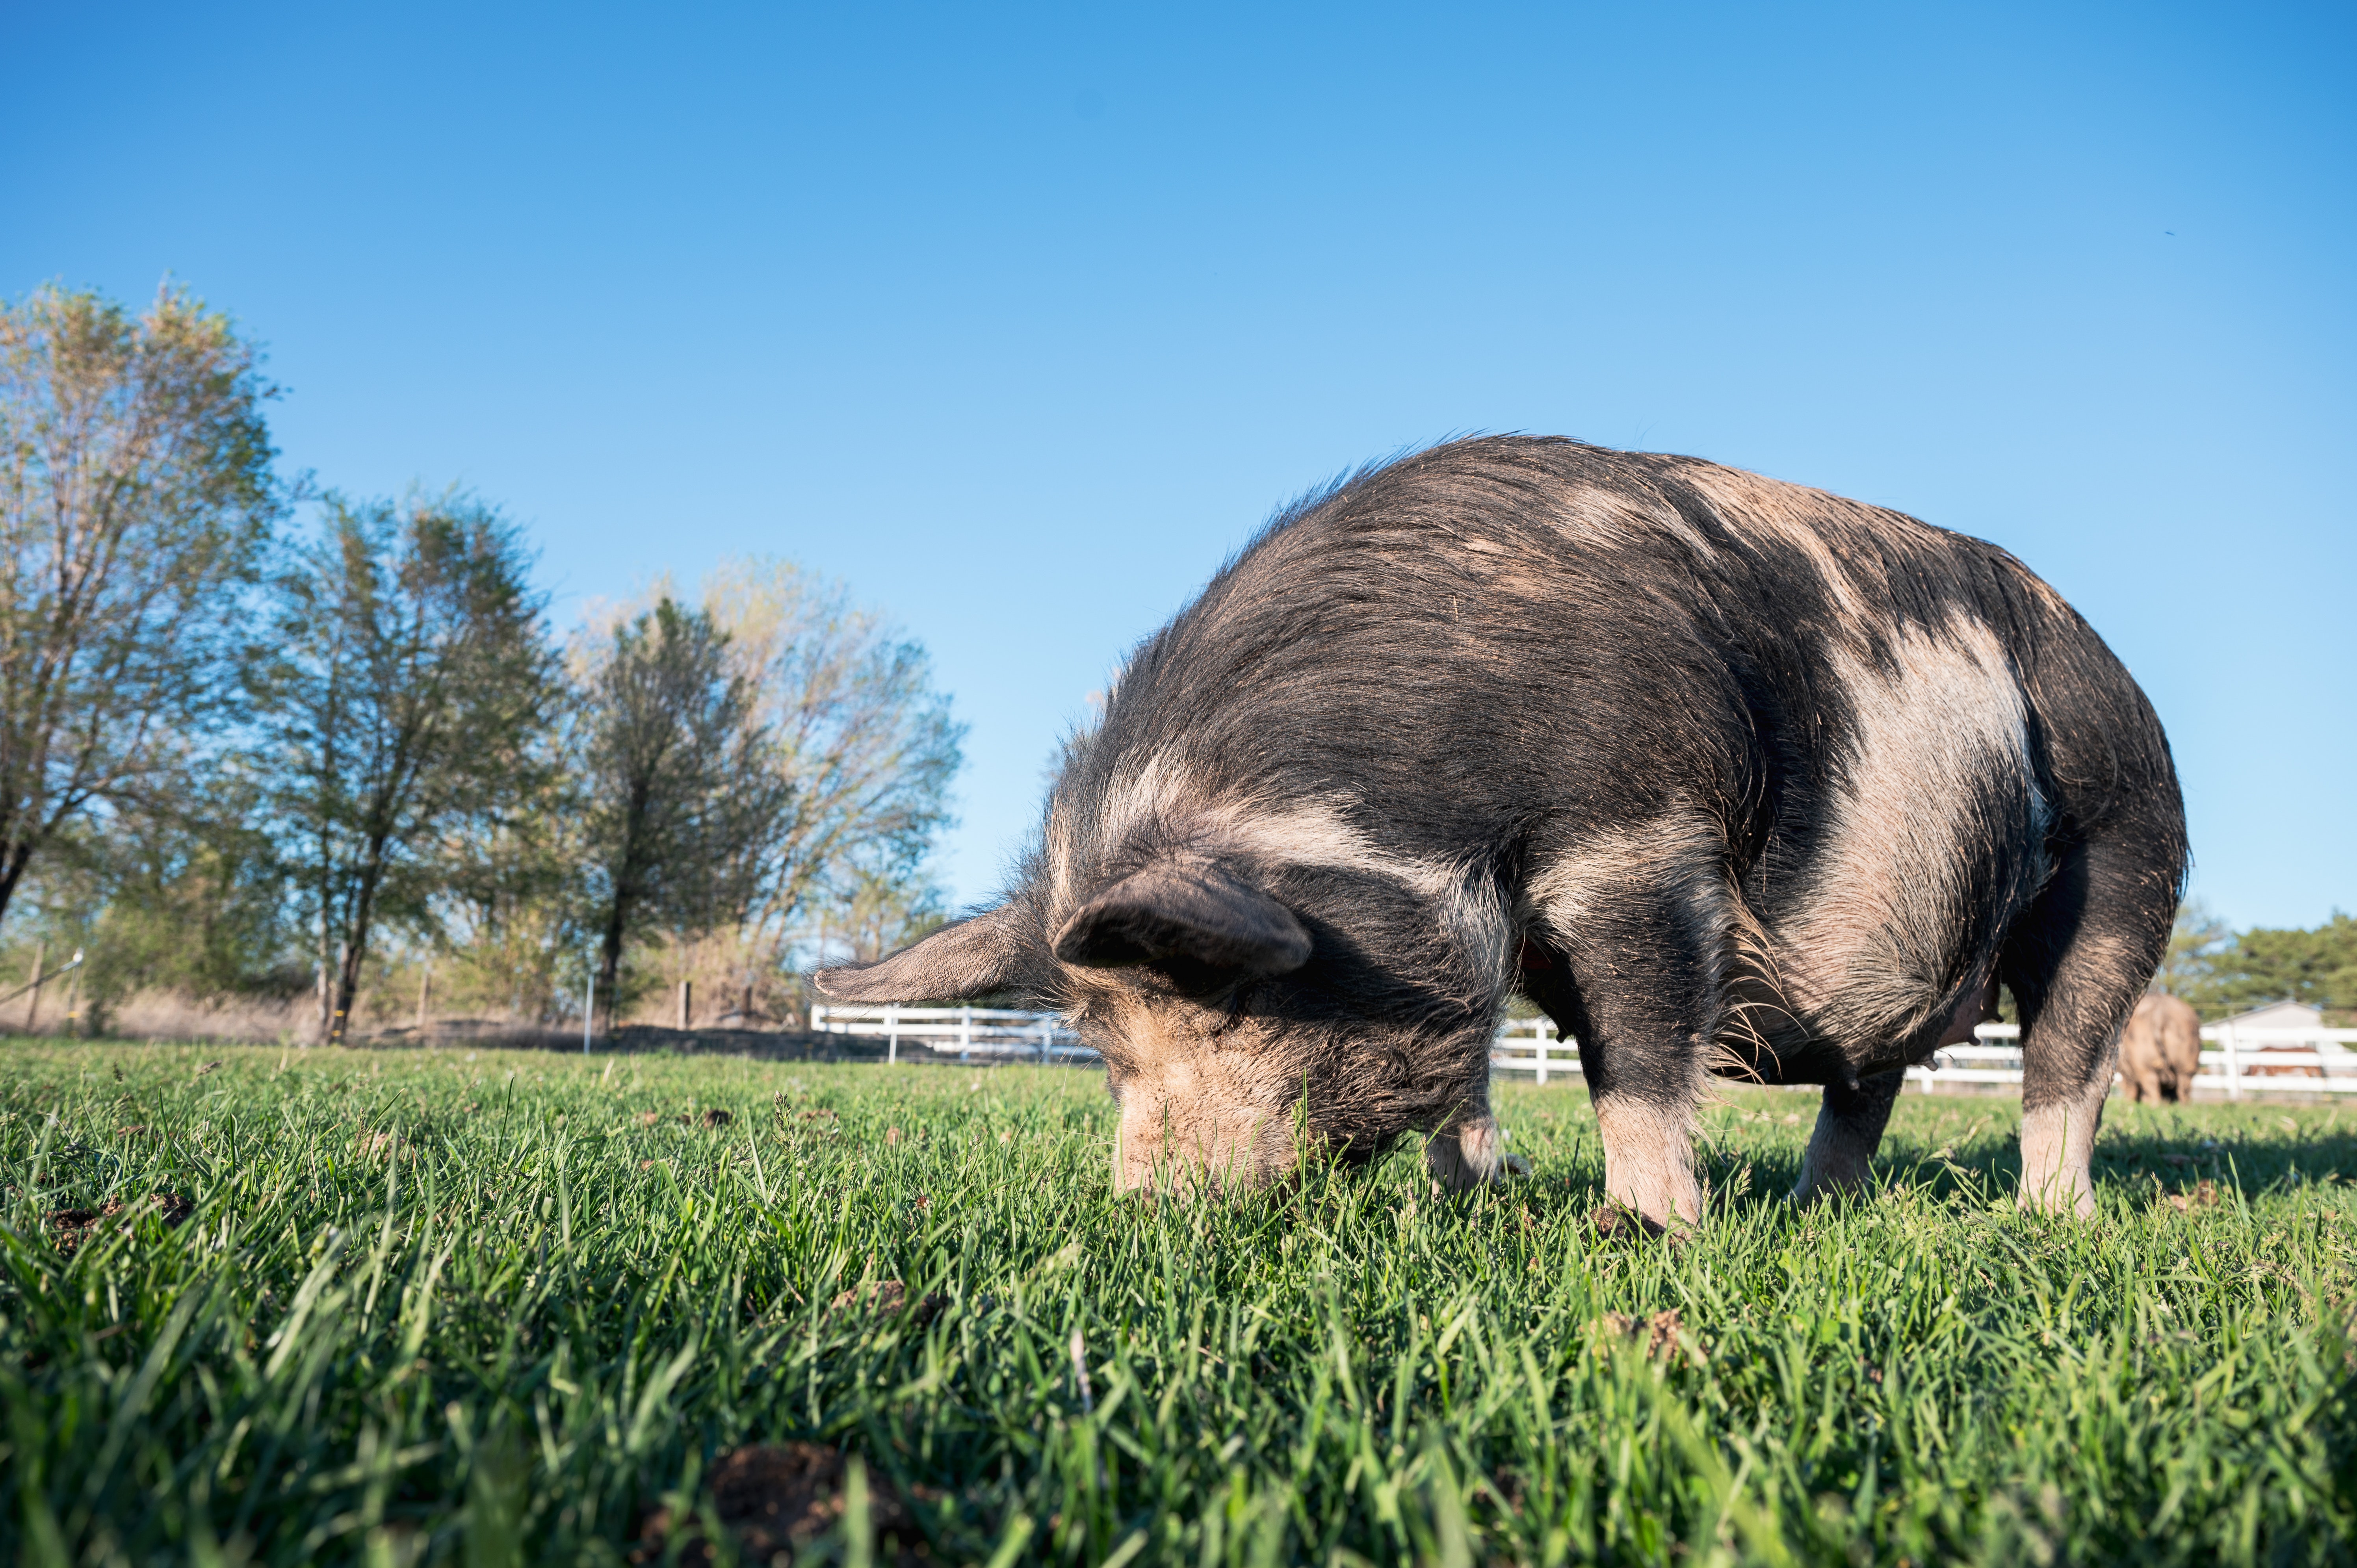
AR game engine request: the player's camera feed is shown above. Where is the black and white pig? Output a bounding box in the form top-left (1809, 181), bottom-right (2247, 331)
top-left (817, 437), bottom-right (2186, 1225)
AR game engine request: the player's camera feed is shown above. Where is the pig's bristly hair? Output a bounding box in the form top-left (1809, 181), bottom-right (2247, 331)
top-left (825, 435), bottom-right (2186, 1201)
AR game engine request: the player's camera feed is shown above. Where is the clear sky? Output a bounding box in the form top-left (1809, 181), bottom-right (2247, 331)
top-left (5, 1), bottom-right (2350, 932)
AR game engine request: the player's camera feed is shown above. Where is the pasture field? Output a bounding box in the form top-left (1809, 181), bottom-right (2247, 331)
top-left (2, 1041), bottom-right (2353, 1567)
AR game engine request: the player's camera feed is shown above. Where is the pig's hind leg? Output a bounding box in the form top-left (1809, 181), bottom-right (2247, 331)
top-left (2003, 834), bottom-right (2177, 1216)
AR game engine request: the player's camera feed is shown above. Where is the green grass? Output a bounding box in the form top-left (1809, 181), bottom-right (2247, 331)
top-left (2, 1040), bottom-right (2353, 1567)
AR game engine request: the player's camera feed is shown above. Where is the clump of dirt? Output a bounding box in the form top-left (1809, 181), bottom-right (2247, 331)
top-left (687, 1108), bottom-right (731, 1129)
top-left (1600, 1307), bottom-right (1703, 1366)
top-left (828, 1280), bottom-right (949, 1326)
top-left (2168, 1179), bottom-right (2222, 1212)
top-left (1593, 1202), bottom-right (1683, 1242)
top-left (631, 1442), bottom-right (931, 1566)
top-left (45, 1190), bottom-right (195, 1257)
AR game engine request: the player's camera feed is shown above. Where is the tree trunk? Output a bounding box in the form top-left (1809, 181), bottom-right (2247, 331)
top-left (598, 893), bottom-right (629, 1036)
top-left (326, 831), bottom-right (399, 1045)
top-left (316, 861), bottom-right (335, 1044)
top-left (0, 839), bottom-right (32, 936)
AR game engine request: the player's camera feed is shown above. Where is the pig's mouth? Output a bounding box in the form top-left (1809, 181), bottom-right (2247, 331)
top-left (1109, 1085), bottom-right (1305, 1195)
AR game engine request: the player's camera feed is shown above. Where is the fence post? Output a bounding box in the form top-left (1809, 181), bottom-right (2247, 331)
top-left (959, 1005), bottom-right (973, 1061)
top-left (1535, 1024), bottom-right (1548, 1086)
top-left (886, 1003), bottom-right (899, 1065)
top-left (2220, 1021), bottom-right (2238, 1100)
top-left (1040, 1014), bottom-right (1051, 1065)
top-left (22, 940), bottom-right (43, 1032)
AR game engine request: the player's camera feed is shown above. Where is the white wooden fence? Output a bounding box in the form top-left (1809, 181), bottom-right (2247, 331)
top-left (816, 1004), bottom-right (2357, 1097)
top-left (1494, 1016), bottom-right (2357, 1096)
top-left (808, 1005), bottom-right (1093, 1065)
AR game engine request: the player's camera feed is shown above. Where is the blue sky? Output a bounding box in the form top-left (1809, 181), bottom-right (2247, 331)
top-left (5, 2), bottom-right (2350, 931)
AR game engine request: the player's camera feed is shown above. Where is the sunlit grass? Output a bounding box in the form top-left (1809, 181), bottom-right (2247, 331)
top-left (3, 1040), bottom-right (2351, 1565)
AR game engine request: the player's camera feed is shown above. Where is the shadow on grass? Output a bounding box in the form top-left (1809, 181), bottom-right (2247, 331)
top-left (1489, 1088), bottom-right (2357, 1226)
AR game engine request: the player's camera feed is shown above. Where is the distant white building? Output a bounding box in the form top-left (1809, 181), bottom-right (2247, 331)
top-left (2219, 1000), bottom-right (2323, 1032)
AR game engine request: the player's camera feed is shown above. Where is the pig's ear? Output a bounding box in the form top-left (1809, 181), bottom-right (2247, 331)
top-left (814, 906), bottom-right (1035, 1002)
top-left (1053, 859), bottom-right (1312, 980)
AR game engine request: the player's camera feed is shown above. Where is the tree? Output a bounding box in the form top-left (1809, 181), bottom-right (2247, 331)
top-left (579, 598), bottom-right (790, 1030)
top-left (0, 283), bottom-right (282, 932)
top-left (260, 492), bottom-right (558, 1042)
top-left (701, 558), bottom-right (962, 948)
top-left (427, 751), bottom-right (585, 1028)
top-left (2156, 900), bottom-right (2233, 1000)
top-left (2155, 902), bottom-right (2357, 1021)
top-left (2199, 914), bottom-right (2357, 1019)
top-left (12, 757), bottom-right (297, 1031)
top-left (823, 863), bottom-right (949, 966)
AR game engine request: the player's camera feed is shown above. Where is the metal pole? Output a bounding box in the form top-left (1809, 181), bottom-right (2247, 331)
top-left (583, 961), bottom-right (594, 1055)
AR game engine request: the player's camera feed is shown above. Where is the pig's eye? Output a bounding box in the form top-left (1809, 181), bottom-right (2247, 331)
top-left (1207, 981), bottom-right (1259, 1035)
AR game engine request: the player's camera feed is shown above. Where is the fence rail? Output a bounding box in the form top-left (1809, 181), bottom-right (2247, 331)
top-left (812, 1005), bottom-right (2357, 1097)
top-left (808, 1004), bottom-right (1092, 1064)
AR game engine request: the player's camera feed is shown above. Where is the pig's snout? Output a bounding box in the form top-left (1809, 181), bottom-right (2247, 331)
top-left (1109, 1059), bottom-right (1299, 1195)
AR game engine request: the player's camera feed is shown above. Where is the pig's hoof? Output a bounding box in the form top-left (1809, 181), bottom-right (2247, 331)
top-left (1502, 1152), bottom-right (1532, 1176)
top-left (1592, 1201), bottom-right (1684, 1241)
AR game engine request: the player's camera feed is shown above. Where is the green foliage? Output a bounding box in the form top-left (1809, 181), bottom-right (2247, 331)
top-left (579, 598), bottom-right (792, 1025)
top-left (2201, 915), bottom-right (2357, 1019)
top-left (2162, 903), bottom-right (2357, 1021)
top-left (0, 283), bottom-right (284, 931)
top-left (5, 767), bottom-right (298, 1027)
top-left (256, 491), bottom-right (563, 1040)
top-left (4, 1047), bottom-right (2352, 1564)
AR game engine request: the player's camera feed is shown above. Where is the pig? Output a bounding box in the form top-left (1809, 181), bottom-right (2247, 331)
top-left (2118, 993), bottom-right (2203, 1103)
top-left (816, 437), bottom-right (2186, 1224)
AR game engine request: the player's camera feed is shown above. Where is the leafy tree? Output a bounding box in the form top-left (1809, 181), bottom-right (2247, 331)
top-left (2155, 900), bottom-right (2233, 1000)
top-left (2157, 902), bottom-right (2357, 1021)
top-left (2201, 914), bottom-right (2357, 1018)
top-left (579, 598), bottom-right (790, 1030)
top-left (823, 863), bottom-right (949, 966)
top-left (427, 753), bottom-right (585, 1028)
top-left (259, 493), bottom-right (559, 1042)
top-left (0, 283), bottom-right (282, 932)
top-left (700, 557), bottom-right (962, 950)
top-left (10, 760), bottom-right (297, 1031)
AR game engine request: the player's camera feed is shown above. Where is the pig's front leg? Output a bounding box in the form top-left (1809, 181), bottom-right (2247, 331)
top-left (1591, 1089), bottom-right (1703, 1227)
top-left (1424, 1100), bottom-right (1530, 1190)
top-left (1529, 881), bottom-right (1711, 1230)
